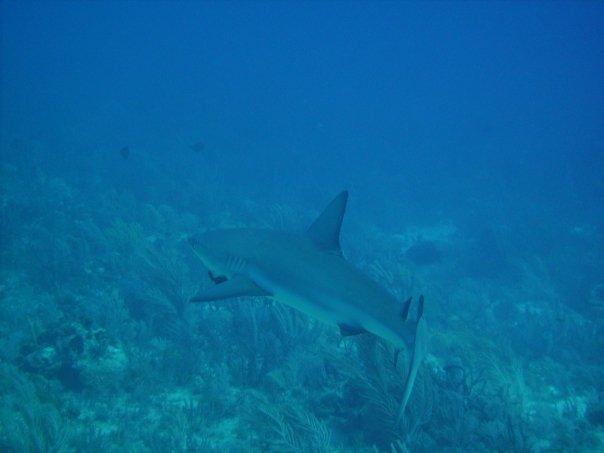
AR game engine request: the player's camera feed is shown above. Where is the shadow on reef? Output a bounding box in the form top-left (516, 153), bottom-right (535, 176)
top-left (405, 239), bottom-right (443, 266)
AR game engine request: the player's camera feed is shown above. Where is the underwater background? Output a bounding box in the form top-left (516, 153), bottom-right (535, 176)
top-left (1, 1), bottom-right (603, 451)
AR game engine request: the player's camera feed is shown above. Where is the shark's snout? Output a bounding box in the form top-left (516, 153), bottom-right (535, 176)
top-left (188, 233), bottom-right (214, 252)
top-left (187, 234), bottom-right (209, 261)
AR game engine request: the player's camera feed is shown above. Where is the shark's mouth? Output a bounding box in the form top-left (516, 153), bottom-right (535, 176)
top-left (188, 235), bottom-right (226, 283)
top-left (208, 271), bottom-right (227, 284)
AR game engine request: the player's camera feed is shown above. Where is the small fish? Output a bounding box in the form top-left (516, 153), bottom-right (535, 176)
top-left (119, 146), bottom-right (130, 160)
top-left (189, 141), bottom-right (205, 153)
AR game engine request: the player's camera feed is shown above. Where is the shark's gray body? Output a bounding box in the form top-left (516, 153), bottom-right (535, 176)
top-left (189, 191), bottom-right (427, 420)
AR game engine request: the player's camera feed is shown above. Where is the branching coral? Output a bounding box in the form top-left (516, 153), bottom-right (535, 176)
top-left (1, 160), bottom-right (602, 451)
top-left (0, 363), bottom-right (71, 452)
top-left (251, 393), bottom-right (334, 452)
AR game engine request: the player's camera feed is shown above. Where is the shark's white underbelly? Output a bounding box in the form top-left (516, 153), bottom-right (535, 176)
top-left (255, 273), bottom-right (342, 325)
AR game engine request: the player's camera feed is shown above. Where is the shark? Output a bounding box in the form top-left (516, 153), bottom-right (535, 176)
top-left (188, 191), bottom-right (428, 421)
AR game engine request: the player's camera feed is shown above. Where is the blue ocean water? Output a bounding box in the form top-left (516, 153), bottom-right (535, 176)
top-left (1, 1), bottom-right (603, 451)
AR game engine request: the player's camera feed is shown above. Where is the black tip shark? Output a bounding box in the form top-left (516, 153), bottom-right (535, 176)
top-left (189, 191), bottom-right (428, 420)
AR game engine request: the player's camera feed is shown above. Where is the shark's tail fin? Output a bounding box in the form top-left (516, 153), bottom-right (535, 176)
top-left (397, 295), bottom-right (428, 424)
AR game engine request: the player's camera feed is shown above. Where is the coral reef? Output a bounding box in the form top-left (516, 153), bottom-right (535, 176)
top-left (0, 159), bottom-right (602, 451)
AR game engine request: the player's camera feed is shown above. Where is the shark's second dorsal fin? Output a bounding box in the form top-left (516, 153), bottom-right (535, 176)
top-left (307, 190), bottom-right (348, 254)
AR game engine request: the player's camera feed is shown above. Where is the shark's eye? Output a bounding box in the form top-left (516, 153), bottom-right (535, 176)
top-left (188, 236), bottom-right (199, 247)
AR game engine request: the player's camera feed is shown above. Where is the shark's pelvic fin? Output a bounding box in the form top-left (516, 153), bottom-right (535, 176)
top-left (338, 322), bottom-right (367, 337)
top-left (307, 190), bottom-right (348, 254)
top-left (190, 276), bottom-right (270, 303)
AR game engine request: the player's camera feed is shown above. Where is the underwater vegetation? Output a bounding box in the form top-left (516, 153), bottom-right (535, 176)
top-left (1, 156), bottom-right (604, 452)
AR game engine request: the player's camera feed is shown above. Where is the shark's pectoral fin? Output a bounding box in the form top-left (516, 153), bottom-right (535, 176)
top-left (190, 276), bottom-right (271, 303)
top-left (338, 322), bottom-right (367, 337)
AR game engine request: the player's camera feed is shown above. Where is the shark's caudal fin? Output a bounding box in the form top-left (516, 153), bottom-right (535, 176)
top-left (397, 295), bottom-right (428, 424)
top-left (190, 276), bottom-right (270, 303)
top-left (307, 190), bottom-right (348, 254)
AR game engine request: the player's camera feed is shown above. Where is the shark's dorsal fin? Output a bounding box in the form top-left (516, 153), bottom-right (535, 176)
top-left (307, 190), bottom-right (348, 254)
top-left (190, 276), bottom-right (270, 303)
